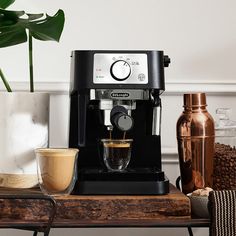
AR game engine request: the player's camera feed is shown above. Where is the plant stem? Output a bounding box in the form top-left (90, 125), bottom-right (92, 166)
top-left (28, 31), bottom-right (34, 92)
top-left (0, 69), bottom-right (12, 92)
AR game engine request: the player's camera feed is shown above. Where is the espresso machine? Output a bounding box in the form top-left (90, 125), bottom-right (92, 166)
top-left (69, 50), bottom-right (170, 194)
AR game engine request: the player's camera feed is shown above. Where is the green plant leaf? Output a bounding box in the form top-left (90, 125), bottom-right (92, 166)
top-left (0, 5), bottom-right (65, 92)
top-left (29, 9), bottom-right (65, 42)
top-left (0, 7), bottom-right (65, 45)
top-left (0, 9), bottom-right (27, 47)
top-left (0, 8), bottom-right (24, 18)
top-left (0, 9), bottom-right (64, 48)
top-left (0, 0), bottom-right (15, 9)
top-left (26, 13), bottom-right (44, 21)
top-left (0, 9), bottom-right (25, 27)
top-left (0, 26), bottom-right (27, 47)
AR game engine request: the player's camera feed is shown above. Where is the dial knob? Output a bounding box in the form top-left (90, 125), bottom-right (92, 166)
top-left (110, 60), bottom-right (131, 81)
top-left (110, 106), bottom-right (133, 131)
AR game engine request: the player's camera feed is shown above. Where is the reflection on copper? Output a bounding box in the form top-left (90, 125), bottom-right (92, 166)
top-left (177, 93), bottom-right (215, 194)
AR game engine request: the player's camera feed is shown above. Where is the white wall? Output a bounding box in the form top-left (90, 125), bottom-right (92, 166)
top-left (1, 0), bottom-right (236, 235)
top-left (1, 0), bottom-right (236, 84)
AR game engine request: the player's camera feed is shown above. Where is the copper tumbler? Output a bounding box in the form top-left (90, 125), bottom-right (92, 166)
top-left (177, 93), bottom-right (215, 194)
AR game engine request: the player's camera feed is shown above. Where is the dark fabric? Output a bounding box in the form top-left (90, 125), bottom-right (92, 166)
top-left (209, 190), bottom-right (236, 236)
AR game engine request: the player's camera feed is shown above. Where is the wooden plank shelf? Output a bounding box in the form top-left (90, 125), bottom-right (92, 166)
top-left (0, 184), bottom-right (210, 229)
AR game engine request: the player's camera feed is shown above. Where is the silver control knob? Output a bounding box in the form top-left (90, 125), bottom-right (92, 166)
top-left (110, 60), bottom-right (131, 81)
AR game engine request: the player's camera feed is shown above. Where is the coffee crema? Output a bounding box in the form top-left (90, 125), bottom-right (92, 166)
top-left (103, 143), bottom-right (130, 148)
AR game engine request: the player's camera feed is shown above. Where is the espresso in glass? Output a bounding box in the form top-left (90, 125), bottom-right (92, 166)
top-left (101, 139), bottom-right (133, 172)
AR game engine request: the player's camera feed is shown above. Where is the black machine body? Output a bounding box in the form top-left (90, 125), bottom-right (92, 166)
top-left (69, 50), bottom-right (170, 195)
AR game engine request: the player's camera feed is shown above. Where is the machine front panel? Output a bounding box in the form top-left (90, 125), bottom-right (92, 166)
top-left (93, 53), bottom-right (148, 84)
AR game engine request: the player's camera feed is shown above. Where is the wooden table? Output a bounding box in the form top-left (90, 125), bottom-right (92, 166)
top-left (0, 184), bottom-right (210, 235)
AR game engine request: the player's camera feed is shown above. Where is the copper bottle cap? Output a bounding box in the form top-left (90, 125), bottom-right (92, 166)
top-left (184, 93), bottom-right (206, 107)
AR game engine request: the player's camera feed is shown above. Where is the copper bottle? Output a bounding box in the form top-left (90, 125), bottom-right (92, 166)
top-left (177, 93), bottom-right (215, 194)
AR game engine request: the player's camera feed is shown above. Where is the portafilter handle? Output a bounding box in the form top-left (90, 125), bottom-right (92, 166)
top-left (110, 106), bottom-right (133, 132)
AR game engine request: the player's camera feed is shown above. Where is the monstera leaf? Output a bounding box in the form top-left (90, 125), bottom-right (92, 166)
top-left (0, 0), bottom-right (65, 92)
top-left (0, 0), bottom-right (15, 9)
top-left (0, 8), bottom-right (65, 47)
top-left (0, 0), bottom-right (65, 48)
top-left (0, 9), bottom-right (27, 47)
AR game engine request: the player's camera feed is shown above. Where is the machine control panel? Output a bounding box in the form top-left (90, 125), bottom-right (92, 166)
top-left (93, 53), bottom-right (148, 84)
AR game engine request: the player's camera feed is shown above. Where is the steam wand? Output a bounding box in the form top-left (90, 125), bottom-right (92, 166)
top-left (152, 92), bottom-right (162, 136)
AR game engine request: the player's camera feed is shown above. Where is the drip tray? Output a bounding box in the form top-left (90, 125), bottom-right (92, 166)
top-left (73, 168), bottom-right (169, 195)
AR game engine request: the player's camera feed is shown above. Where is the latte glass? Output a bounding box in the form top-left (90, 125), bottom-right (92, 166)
top-left (101, 139), bottom-right (133, 172)
top-left (35, 148), bottom-right (78, 195)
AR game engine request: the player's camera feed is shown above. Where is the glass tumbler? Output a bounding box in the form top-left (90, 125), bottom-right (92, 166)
top-left (35, 148), bottom-right (78, 195)
top-left (101, 139), bottom-right (133, 172)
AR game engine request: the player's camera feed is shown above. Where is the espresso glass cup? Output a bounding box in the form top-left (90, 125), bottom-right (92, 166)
top-left (101, 139), bottom-right (133, 172)
top-left (35, 148), bottom-right (78, 196)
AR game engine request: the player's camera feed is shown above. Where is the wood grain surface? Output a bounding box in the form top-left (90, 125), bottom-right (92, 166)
top-left (0, 184), bottom-right (191, 228)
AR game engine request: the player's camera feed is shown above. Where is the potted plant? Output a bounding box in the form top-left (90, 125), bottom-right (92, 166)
top-left (0, 0), bottom-right (65, 188)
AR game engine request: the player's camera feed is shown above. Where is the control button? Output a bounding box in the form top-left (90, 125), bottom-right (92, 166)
top-left (110, 60), bottom-right (131, 81)
top-left (164, 55), bottom-right (171, 67)
top-left (138, 73), bottom-right (145, 81)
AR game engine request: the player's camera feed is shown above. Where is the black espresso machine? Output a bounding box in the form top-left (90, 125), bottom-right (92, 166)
top-left (69, 50), bottom-right (170, 194)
